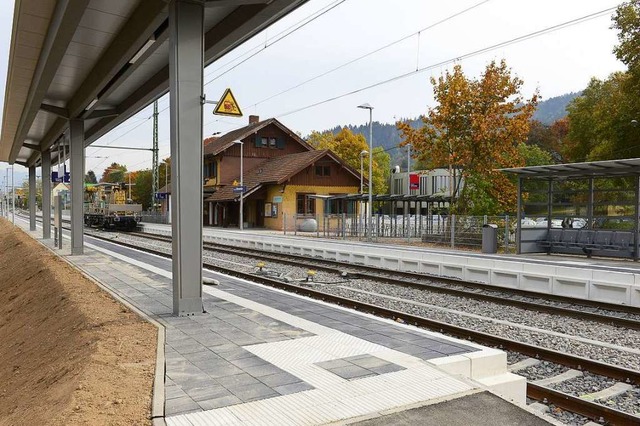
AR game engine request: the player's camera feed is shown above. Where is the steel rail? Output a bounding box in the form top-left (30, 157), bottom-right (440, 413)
top-left (129, 230), bottom-right (640, 330)
top-left (73, 230), bottom-right (640, 425)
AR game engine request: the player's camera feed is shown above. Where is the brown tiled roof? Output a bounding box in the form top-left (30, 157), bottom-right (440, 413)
top-left (206, 149), bottom-right (331, 202)
top-left (203, 118), bottom-right (313, 157)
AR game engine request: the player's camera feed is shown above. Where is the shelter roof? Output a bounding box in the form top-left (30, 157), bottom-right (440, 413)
top-left (1, 0), bottom-right (308, 166)
top-left (499, 158), bottom-right (640, 179)
top-left (203, 118), bottom-right (314, 156)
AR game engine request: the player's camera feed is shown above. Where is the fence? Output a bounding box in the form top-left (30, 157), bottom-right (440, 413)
top-left (282, 213), bottom-right (516, 253)
top-left (139, 211), bottom-right (169, 224)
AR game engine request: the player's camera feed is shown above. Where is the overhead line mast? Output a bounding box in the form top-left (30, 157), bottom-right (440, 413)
top-left (152, 100), bottom-right (159, 211)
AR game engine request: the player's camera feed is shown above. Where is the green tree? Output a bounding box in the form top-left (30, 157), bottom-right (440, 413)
top-left (398, 60), bottom-right (538, 214)
top-left (100, 162), bottom-right (127, 183)
top-left (85, 170), bottom-right (97, 184)
top-left (132, 169), bottom-right (153, 210)
top-left (307, 128), bottom-right (390, 194)
top-left (564, 72), bottom-right (637, 161)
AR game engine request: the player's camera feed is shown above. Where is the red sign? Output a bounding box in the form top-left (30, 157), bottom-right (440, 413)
top-left (409, 173), bottom-right (419, 190)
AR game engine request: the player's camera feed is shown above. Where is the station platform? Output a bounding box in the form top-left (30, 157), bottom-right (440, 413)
top-left (8, 217), bottom-right (553, 425)
top-left (141, 223), bottom-right (640, 309)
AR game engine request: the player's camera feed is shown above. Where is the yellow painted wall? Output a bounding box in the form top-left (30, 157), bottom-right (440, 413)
top-left (263, 184), bottom-right (358, 230)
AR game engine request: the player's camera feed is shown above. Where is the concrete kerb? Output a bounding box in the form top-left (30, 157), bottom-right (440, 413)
top-left (12, 224), bottom-right (167, 425)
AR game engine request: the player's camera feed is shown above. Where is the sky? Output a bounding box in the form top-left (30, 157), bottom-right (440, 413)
top-left (0, 0), bottom-right (628, 184)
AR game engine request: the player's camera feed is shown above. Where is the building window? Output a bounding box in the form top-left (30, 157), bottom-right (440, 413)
top-left (269, 137), bottom-right (276, 148)
top-left (315, 165), bottom-right (331, 177)
top-left (296, 193), bottom-right (316, 215)
top-left (203, 162), bottom-right (217, 180)
top-left (261, 137), bottom-right (268, 147)
top-left (327, 194), bottom-right (346, 214)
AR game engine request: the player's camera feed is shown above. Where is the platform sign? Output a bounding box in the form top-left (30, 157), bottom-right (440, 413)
top-left (232, 186), bottom-right (247, 193)
top-left (409, 173), bottom-right (419, 190)
top-left (272, 196), bottom-right (283, 203)
top-left (154, 192), bottom-right (168, 200)
top-left (213, 88), bottom-right (242, 117)
top-left (51, 171), bottom-right (63, 183)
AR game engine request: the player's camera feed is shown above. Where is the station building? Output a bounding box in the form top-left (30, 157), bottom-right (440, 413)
top-left (161, 116), bottom-right (363, 229)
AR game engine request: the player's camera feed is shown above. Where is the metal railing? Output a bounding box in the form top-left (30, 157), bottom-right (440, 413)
top-left (282, 213), bottom-right (516, 253)
top-left (139, 211), bottom-right (169, 224)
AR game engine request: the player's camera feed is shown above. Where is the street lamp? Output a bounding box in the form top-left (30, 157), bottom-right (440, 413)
top-left (358, 103), bottom-right (374, 241)
top-left (233, 140), bottom-right (244, 231)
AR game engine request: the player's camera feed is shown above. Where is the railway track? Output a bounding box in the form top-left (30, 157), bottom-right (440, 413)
top-left (16, 215), bottom-right (640, 424)
top-left (87, 230), bottom-right (640, 425)
top-left (129, 230), bottom-right (640, 331)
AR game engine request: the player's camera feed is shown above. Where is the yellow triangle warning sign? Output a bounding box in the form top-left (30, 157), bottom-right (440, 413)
top-left (213, 88), bottom-right (242, 117)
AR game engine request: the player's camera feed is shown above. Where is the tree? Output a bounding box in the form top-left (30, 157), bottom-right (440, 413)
top-left (307, 127), bottom-right (390, 194)
top-left (132, 169), bottom-right (153, 210)
top-left (85, 170), bottom-right (97, 184)
top-left (100, 162), bottom-right (127, 183)
top-left (564, 72), bottom-right (637, 161)
top-left (613, 0), bottom-right (640, 72)
top-left (398, 60), bottom-right (538, 214)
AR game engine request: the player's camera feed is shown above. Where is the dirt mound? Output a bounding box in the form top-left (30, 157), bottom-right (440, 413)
top-left (0, 219), bottom-right (157, 425)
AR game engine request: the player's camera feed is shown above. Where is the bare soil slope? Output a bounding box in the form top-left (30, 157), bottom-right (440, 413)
top-left (0, 219), bottom-right (157, 425)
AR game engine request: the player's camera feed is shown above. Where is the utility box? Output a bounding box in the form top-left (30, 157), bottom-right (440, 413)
top-left (482, 224), bottom-right (498, 254)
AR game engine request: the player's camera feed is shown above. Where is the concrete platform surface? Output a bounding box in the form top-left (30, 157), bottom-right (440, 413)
top-left (14, 217), bottom-right (532, 425)
top-left (352, 391), bottom-right (551, 426)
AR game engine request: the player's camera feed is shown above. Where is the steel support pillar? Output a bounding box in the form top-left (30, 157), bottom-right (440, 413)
top-left (69, 119), bottom-right (85, 255)
top-left (42, 151), bottom-right (51, 239)
top-left (28, 166), bottom-right (36, 230)
top-left (169, 0), bottom-right (204, 316)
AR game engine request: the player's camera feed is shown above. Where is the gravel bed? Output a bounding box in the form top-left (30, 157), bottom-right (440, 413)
top-left (546, 405), bottom-right (593, 425)
top-left (507, 351), bottom-right (528, 365)
top-left (336, 281), bottom-right (640, 350)
top-left (548, 372), bottom-right (617, 396)
top-left (604, 387), bottom-right (640, 415)
top-left (319, 286), bottom-right (640, 371)
top-left (516, 361), bottom-right (568, 381)
top-left (105, 232), bottom-right (640, 371)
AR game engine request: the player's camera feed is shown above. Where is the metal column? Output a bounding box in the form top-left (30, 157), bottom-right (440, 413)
top-left (516, 177), bottom-right (522, 255)
top-left (69, 118), bottom-right (85, 255)
top-left (28, 165), bottom-right (36, 231)
top-left (635, 176), bottom-right (640, 261)
top-left (42, 151), bottom-right (51, 239)
top-left (169, 0), bottom-right (204, 315)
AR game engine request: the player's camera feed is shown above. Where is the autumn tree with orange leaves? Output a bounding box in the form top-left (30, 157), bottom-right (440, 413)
top-left (397, 60), bottom-right (538, 214)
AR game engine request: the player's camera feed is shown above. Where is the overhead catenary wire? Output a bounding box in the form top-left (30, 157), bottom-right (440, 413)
top-left (203, 0), bottom-right (348, 87)
top-left (250, 0), bottom-right (491, 108)
top-left (273, 6), bottom-right (617, 120)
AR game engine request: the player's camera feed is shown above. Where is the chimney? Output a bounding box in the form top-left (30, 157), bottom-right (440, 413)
top-left (249, 115), bottom-right (259, 124)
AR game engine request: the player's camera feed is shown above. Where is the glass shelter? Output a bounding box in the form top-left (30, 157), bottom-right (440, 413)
top-left (501, 159), bottom-right (640, 260)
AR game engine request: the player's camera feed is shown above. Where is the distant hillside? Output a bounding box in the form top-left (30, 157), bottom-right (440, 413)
top-left (533, 92), bottom-right (581, 125)
top-left (313, 92), bottom-right (581, 167)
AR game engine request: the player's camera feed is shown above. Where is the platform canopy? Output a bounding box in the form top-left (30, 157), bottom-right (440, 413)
top-left (0, 0), bottom-right (307, 167)
top-left (500, 158), bottom-right (640, 179)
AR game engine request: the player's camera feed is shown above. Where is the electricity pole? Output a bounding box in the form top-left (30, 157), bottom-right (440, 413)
top-left (152, 100), bottom-right (159, 210)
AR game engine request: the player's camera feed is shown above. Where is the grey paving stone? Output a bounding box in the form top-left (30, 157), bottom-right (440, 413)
top-left (205, 364), bottom-right (245, 379)
top-left (242, 363), bottom-right (285, 378)
top-left (164, 396), bottom-right (201, 416)
top-left (165, 385), bottom-right (188, 400)
top-left (229, 356), bottom-right (268, 369)
top-left (185, 385), bottom-right (230, 402)
top-left (344, 355), bottom-right (391, 369)
top-left (316, 358), bottom-right (352, 370)
top-left (273, 381), bottom-right (315, 395)
top-left (329, 365), bottom-right (376, 380)
top-left (217, 347), bottom-right (254, 361)
top-left (183, 349), bottom-right (221, 363)
top-left (230, 382), bottom-right (279, 402)
top-left (216, 373), bottom-right (262, 388)
top-left (368, 363), bottom-right (406, 375)
top-left (258, 372), bottom-right (303, 388)
top-left (197, 394), bottom-right (243, 410)
top-left (173, 342), bottom-right (208, 355)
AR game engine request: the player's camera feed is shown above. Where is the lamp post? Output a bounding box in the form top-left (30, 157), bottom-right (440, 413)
top-left (360, 150), bottom-right (368, 237)
top-left (233, 140), bottom-right (244, 231)
top-left (358, 103), bottom-right (374, 241)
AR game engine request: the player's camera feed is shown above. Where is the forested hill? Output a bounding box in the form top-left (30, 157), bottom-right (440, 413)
top-left (532, 92), bottom-right (581, 125)
top-left (318, 91), bottom-right (580, 156)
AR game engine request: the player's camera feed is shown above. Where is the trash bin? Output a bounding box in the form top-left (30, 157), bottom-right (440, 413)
top-left (482, 224), bottom-right (498, 254)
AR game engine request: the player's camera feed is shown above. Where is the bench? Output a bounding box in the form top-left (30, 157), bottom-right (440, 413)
top-left (537, 229), bottom-right (635, 257)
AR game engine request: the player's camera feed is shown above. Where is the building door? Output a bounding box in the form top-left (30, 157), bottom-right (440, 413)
top-left (256, 200), bottom-right (265, 227)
